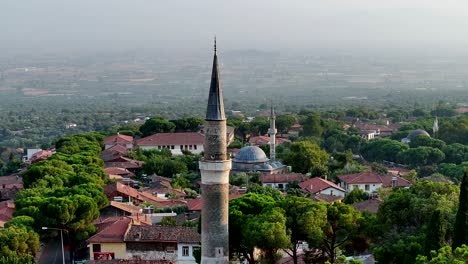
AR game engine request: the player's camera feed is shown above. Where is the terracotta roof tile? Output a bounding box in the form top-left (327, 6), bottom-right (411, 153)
top-left (88, 218), bottom-right (132, 243)
top-left (104, 167), bottom-right (136, 177)
top-left (312, 194), bottom-right (344, 203)
top-left (104, 134), bottom-right (133, 145)
top-left (337, 172), bottom-right (412, 188)
top-left (249, 136), bottom-right (289, 145)
top-left (136, 132), bottom-right (204, 146)
top-left (299, 177), bottom-right (345, 193)
top-left (125, 225), bottom-right (200, 244)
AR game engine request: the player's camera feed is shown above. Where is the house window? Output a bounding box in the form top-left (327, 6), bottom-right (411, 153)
top-left (182, 246), bottom-right (189, 256)
top-left (194, 145), bottom-right (197, 150)
top-left (171, 145), bottom-right (175, 149)
top-left (365, 185), bottom-right (370, 191)
top-left (278, 184), bottom-right (284, 190)
top-left (180, 145), bottom-right (183, 149)
top-left (330, 190), bottom-right (334, 196)
top-left (189, 145), bottom-right (193, 150)
top-left (353, 185), bottom-right (359, 190)
top-left (93, 244), bottom-right (101, 253)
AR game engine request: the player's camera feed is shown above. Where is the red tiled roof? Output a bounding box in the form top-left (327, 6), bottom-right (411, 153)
top-left (109, 201), bottom-right (142, 215)
top-left (88, 218), bottom-right (132, 243)
top-left (261, 173), bottom-right (306, 184)
top-left (337, 172), bottom-right (412, 188)
top-left (249, 136), bottom-right (289, 145)
top-left (312, 194), bottom-right (344, 203)
top-left (104, 134), bottom-right (133, 145)
top-left (187, 193), bottom-right (243, 211)
top-left (0, 175), bottom-right (23, 186)
top-left (299, 177), bottom-right (346, 194)
top-left (104, 167), bottom-right (136, 177)
top-left (104, 182), bottom-right (165, 203)
top-left (136, 132), bottom-right (204, 146)
top-left (30, 150), bottom-right (53, 163)
top-left (455, 107), bottom-right (468, 114)
top-left (0, 200), bottom-right (15, 227)
top-left (104, 144), bottom-right (128, 154)
top-left (125, 225), bottom-right (200, 244)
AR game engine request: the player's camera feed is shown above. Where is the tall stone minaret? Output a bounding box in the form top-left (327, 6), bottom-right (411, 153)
top-left (268, 104), bottom-right (277, 161)
top-left (199, 38), bottom-right (231, 264)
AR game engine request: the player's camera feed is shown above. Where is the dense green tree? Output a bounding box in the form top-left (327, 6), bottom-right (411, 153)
top-left (416, 245), bottom-right (468, 264)
top-left (243, 207), bottom-right (290, 264)
top-left (282, 141), bottom-right (329, 174)
top-left (229, 193), bottom-right (277, 264)
top-left (301, 112), bottom-right (324, 137)
top-left (250, 116), bottom-right (270, 136)
top-left (362, 138), bottom-right (408, 163)
top-left (425, 210), bottom-right (447, 256)
top-left (139, 116), bottom-right (176, 137)
top-left (276, 115), bottom-right (297, 134)
top-left (453, 170), bottom-right (468, 249)
top-left (320, 203), bottom-right (361, 264)
top-left (438, 162), bottom-right (468, 183)
top-left (443, 144), bottom-right (468, 164)
top-left (397, 147), bottom-right (445, 167)
top-left (409, 135), bottom-right (446, 150)
top-left (279, 196), bottom-right (327, 264)
top-left (343, 189), bottom-right (369, 205)
top-left (0, 225), bottom-right (40, 260)
top-left (171, 117), bottom-right (204, 132)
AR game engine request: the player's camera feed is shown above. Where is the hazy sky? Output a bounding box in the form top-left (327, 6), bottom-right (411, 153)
top-left (2, 0), bottom-right (468, 55)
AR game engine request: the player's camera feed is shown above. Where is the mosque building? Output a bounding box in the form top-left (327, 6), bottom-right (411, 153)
top-left (231, 106), bottom-right (287, 174)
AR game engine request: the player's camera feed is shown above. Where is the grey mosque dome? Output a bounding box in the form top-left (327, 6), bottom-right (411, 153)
top-left (407, 129), bottom-right (431, 139)
top-left (233, 146), bottom-right (269, 163)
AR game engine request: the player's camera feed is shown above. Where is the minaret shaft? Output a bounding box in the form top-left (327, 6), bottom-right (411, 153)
top-left (200, 39), bottom-right (231, 264)
top-left (268, 105), bottom-right (277, 161)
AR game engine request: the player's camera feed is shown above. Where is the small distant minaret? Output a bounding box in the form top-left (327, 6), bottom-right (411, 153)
top-left (199, 38), bottom-right (231, 264)
top-left (268, 104), bottom-right (277, 161)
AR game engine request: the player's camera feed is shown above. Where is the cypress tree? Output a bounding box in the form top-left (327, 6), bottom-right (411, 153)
top-left (453, 170), bottom-right (468, 249)
top-left (425, 209), bottom-right (445, 256)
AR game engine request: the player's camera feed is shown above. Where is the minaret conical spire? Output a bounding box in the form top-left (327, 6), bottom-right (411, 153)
top-left (206, 37), bottom-right (225, 121)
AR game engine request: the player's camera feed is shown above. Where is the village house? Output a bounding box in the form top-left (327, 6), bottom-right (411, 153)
top-left (337, 172), bottom-right (412, 194)
top-left (299, 177), bottom-right (346, 197)
top-left (104, 134), bottom-right (134, 150)
top-left (136, 133), bottom-right (205, 155)
top-left (88, 220), bottom-right (200, 264)
top-left (260, 173), bottom-right (307, 191)
top-left (0, 175), bottom-right (23, 201)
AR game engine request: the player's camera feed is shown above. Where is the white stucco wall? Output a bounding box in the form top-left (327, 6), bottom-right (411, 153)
top-left (341, 182), bottom-right (382, 194)
top-left (318, 187), bottom-right (346, 197)
top-left (176, 244), bottom-right (199, 264)
top-left (140, 145), bottom-right (203, 155)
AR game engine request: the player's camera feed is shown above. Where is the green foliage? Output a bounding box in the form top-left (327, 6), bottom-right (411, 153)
top-left (171, 117), bottom-right (203, 132)
top-left (416, 245), bottom-right (468, 264)
top-left (139, 116), bottom-right (176, 137)
top-left (438, 163), bottom-right (468, 183)
top-left (409, 135), bottom-right (446, 150)
top-left (247, 184), bottom-right (284, 201)
top-left (343, 189), bottom-right (369, 205)
top-left (443, 144), bottom-right (468, 164)
top-left (282, 141), bottom-right (329, 175)
top-left (160, 216), bottom-right (177, 226)
top-left (0, 225), bottom-right (40, 260)
top-left (374, 181), bottom-right (460, 264)
top-left (425, 209), bottom-right (447, 256)
top-left (279, 196), bottom-right (327, 264)
top-left (276, 114), bottom-right (297, 134)
top-left (0, 255), bottom-right (35, 264)
top-left (453, 170), bottom-right (468, 249)
top-left (250, 116), bottom-right (270, 136)
top-left (362, 138), bottom-right (408, 163)
top-left (397, 147), bottom-right (445, 167)
top-left (242, 207), bottom-right (290, 263)
top-left (437, 116), bottom-right (468, 145)
top-left (301, 112), bottom-right (324, 137)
